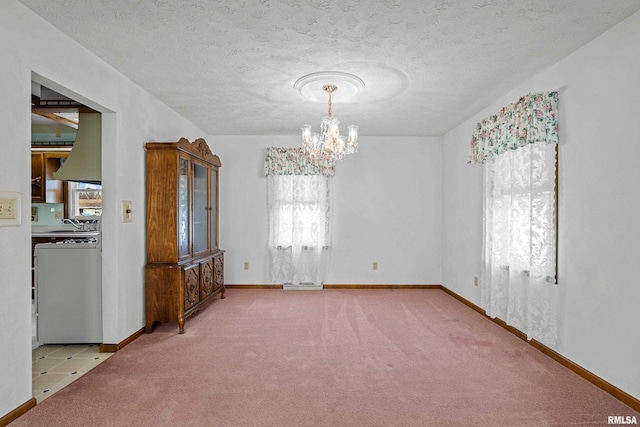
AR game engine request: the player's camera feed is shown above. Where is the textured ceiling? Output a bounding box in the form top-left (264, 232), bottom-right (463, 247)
top-left (18, 0), bottom-right (640, 137)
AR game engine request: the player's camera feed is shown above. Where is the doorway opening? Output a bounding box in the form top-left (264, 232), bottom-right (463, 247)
top-left (30, 76), bottom-right (108, 401)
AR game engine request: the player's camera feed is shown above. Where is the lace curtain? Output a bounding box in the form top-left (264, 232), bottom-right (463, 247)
top-left (472, 92), bottom-right (560, 346)
top-left (265, 148), bottom-right (333, 287)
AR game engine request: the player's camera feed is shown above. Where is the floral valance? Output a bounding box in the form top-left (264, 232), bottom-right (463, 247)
top-left (264, 147), bottom-right (334, 176)
top-left (468, 91), bottom-right (559, 164)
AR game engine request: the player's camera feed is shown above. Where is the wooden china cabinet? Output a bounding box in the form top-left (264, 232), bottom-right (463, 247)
top-left (144, 138), bottom-right (224, 334)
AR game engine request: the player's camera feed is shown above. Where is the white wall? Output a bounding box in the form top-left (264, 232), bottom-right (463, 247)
top-left (0, 1), bottom-right (205, 417)
top-left (441, 10), bottom-right (640, 400)
top-left (212, 135), bottom-right (442, 286)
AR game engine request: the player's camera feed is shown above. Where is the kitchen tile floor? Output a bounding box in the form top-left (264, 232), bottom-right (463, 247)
top-left (32, 344), bottom-right (113, 402)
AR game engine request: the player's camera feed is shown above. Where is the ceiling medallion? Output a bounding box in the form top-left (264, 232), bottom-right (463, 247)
top-left (296, 72), bottom-right (363, 161)
top-left (294, 71), bottom-right (365, 103)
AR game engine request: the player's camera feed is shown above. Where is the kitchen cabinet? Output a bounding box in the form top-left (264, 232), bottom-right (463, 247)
top-left (31, 152), bottom-right (68, 203)
top-left (145, 138), bottom-right (224, 334)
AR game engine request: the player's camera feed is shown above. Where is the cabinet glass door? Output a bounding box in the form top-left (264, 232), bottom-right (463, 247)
top-left (210, 168), bottom-right (217, 249)
top-left (178, 156), bottom-right (190, 258)
top-left (192, 162), bottom-right (209, 254)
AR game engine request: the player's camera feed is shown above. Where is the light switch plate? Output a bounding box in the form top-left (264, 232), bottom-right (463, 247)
top-left (122, 200), bottom-right (132, 223)
top-left (0, 191), bottom-right (22, 226)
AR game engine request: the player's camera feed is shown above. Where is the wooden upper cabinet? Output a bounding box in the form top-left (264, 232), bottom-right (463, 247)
top-left (31, 153), bottom-right (45, 201)
top-left (31, 152), bottom-right (68, 203)
top-left (145, 138), bottom-right (221, 263)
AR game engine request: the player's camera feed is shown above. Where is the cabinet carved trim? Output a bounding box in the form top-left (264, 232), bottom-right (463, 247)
top-left (201, 260), bottom-right (214, 298)
top-left (184, 266), bottom-right (199, 309)
top-left (145, 138), bottom-right (224, 334)
top-left (214, 256), bottom-right (224, 289)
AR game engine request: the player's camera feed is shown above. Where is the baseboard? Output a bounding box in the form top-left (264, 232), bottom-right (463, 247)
top-left (0, 397), bottom-right (36, 427)
top-left (225, 284), bottom-right (440, 289)
top-left (324, 284), bottom-right (441, 289)
top-left (99, 327), bottom-right (145, 353)
top-left (439, 285), bottom-right (640, 412)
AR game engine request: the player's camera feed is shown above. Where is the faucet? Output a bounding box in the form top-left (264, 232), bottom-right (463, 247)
top-left (62, 218), bottom-right (84, 230)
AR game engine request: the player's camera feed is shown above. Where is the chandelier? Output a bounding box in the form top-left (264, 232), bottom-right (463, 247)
top-left (301, 84), bottom-right (359, 161)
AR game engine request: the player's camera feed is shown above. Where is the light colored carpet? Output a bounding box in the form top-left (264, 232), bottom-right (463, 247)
top-left (12, 289), bottom-right (640, 426)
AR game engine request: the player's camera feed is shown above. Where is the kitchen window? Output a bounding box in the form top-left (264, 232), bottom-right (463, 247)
top-left (68, 182), bottom-right (102, 218)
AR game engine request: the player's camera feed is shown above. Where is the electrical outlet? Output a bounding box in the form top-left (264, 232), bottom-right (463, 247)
top-left (0, 198), bottom-right (17, 219)
top-left (0, 191), bottom-right (21, 226)
top-left (373, 262), bottom-right (378, 271)
top-left (474, 276), bottom-right (479, 286)
top-left (243, 261), bottom-right (249, 270)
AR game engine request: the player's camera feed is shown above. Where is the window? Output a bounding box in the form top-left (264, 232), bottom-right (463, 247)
top-left (264, 147), bottom-right (334, 287)
top-left (68, 182), bottom-right (102, 218)
top-left (269, 175), bottom-right (329, 249)
top-left (266, 174), bottom-right (332, 287)
top-left (469, 92), bottom-right (560, 346)
top-left (486, 144), bottom-right (558, 282)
